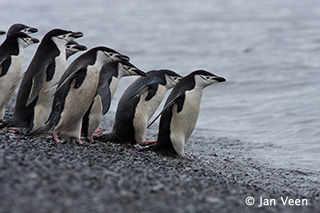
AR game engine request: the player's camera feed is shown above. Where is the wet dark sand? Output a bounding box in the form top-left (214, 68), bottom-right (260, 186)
top-left (0, 109), bottom-right (319, 213)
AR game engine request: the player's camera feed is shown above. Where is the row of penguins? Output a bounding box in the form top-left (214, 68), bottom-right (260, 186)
top-left (0, 23), bottom-right (226, 157)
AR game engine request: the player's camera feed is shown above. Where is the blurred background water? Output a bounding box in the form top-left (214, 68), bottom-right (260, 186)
top-left (1, 0), bottom-right (319, 172)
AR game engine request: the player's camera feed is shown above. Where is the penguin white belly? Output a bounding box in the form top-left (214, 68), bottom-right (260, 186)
top-left (170, 90), bottom-right (202, 157)
top-left (0, 55), bottom-right (23, 119)
top-left (33, 54), bottom-right (66, 130)
top-left (54, 65), bottom-right (99, 138)
top-left (109, 76), bottom-right (119, 98)
top-left (133, 85), bottom-right (168, 143)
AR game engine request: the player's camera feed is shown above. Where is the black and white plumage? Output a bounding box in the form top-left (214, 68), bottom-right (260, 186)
top-left (30, 46), bottom-right (130, 145)
top-left (150, 70), bottom-right (226, 157)
top-left (65, 40), bottom-right (87, 59)
top-left (0, 32), bottom-right (39, 120)
top-left (7, 23), bottom-right (38, 37)
top-left (81, 60), bottom-right (145, 142)
top-left (94, 69), bottom-right (182, 145)
top-left (1, 29), bottom-right (83, 130)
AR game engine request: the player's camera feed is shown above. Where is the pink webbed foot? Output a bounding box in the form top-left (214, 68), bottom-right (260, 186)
top-left (87, 137), bottom-right (94, 143)
top-left (53, 133), bottom-right (61, 143)
top-left (75, 138), bottom-right (83, 145)
top-left (139, 140), bottom-right (157, 146)
top-left (8, 127), bottom-right (18, 133)
top-left (93, 128), bottom-right (104, 136)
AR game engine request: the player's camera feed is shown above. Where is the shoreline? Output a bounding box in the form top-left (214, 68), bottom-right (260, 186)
top-left (0, 111), bottom-right (319, 212)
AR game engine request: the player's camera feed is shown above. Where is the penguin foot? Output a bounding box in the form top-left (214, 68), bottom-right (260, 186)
top-left (75, 138), bottom-right (84, 145)
top-left (93, 128), bottom-right (104, 136)
top-left (8, 127), bottom-right (19, 133)
top-left (87, 137), bottom-right (95, 143)
top-left (139, 140), bottom-right (157, 146)
top-left (53, 133), bottom-right (61, 143)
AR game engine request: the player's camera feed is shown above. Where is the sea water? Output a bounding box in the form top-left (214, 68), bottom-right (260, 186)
top-left (1, 0), bottom-right (319, 172)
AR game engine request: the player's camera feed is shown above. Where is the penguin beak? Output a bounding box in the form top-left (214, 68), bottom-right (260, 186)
top-left (27, 27), bottom-right (38, 34)
top-left (135, 69), bottom-right (146, 76)
top-left (128, 67), bottom-right (145, 76)
top-left (0, 30), bottom-right (6, 35)
top-left (31, 38), bottom-right (40, 44)
top-left (75, 44), bottom-right (87, 51)
top-left (214, 76), bottom-right (226, 82)
top-left (70, 32), bottom-right (84, 39)
top-left (116, 54), bottom-right (130, 61)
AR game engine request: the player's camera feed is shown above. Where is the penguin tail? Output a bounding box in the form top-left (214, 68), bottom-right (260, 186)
top-left (94, 132), bottom-right (121, 143)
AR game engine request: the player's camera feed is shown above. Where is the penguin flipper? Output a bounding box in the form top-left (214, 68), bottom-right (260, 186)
top-left (26, 70), bottom-right (46, 106)
top-left (130, 81), bottom-right (158, 100)
top-left (0, 57), bottom-right (11, 77)
top-left (26, 61), bottom-right (57, 106)
top-left (97, 82), bottom-right (111, 115)
top-left (53, 66), bottom-right (87, 96)
top-left (147, 94), bottom-right (181, 128)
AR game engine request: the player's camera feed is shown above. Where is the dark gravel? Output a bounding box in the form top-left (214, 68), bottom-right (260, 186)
top-left (0, 108), bottom-right (319, 213)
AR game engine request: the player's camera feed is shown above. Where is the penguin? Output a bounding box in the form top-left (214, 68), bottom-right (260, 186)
top-left (1, 35), bottom-right (84, 110)
top-left (0, 32), bottom-right (39, 120)
top-left (148, 70), bottom-right (226, 157)
top-left (30, 46), bottom-right (131, 145)
top-left (82, 60), bottom-right (146, 142)
top-left (0, 29), bottom-right (83, 130)
top-left (94, 69), bottom-right (182, 145)
top-left (7, 23), bottom-right (38, 37)
top-left (65, 40), bottom-right (87, 60)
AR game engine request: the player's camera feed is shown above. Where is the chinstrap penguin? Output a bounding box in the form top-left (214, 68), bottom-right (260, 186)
top-left (0, 32), bottom-right (39, 120)
top-left (29, 46), bottom-right (130, 145)
top-left (94, 69), bottom-right (182, 145)
top-left (148, 70), bottom-right (226, 157)
top-left (82, 60), bottom-right (146, 142)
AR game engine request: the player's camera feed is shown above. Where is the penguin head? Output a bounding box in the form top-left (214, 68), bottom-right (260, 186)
top-left (162, 69), bottom-right (182, 88)
top-left (12, 32), bottom-right (39, 48)
top-left (49, 29), bottom-right (83, 46)
top-left (119, 60), bottom-right (146, 77)
top-left (7, 23), bottom-right (38, 37)
top-left (65, 40), bottom-right (87, 59)
top-left (192, 70), bottom-right (226, 88)
top-left (94, 46), bottom-right (130, 64)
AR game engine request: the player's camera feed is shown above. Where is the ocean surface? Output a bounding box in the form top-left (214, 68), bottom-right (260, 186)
top-left (1, 0), bottom-right (319, 172)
